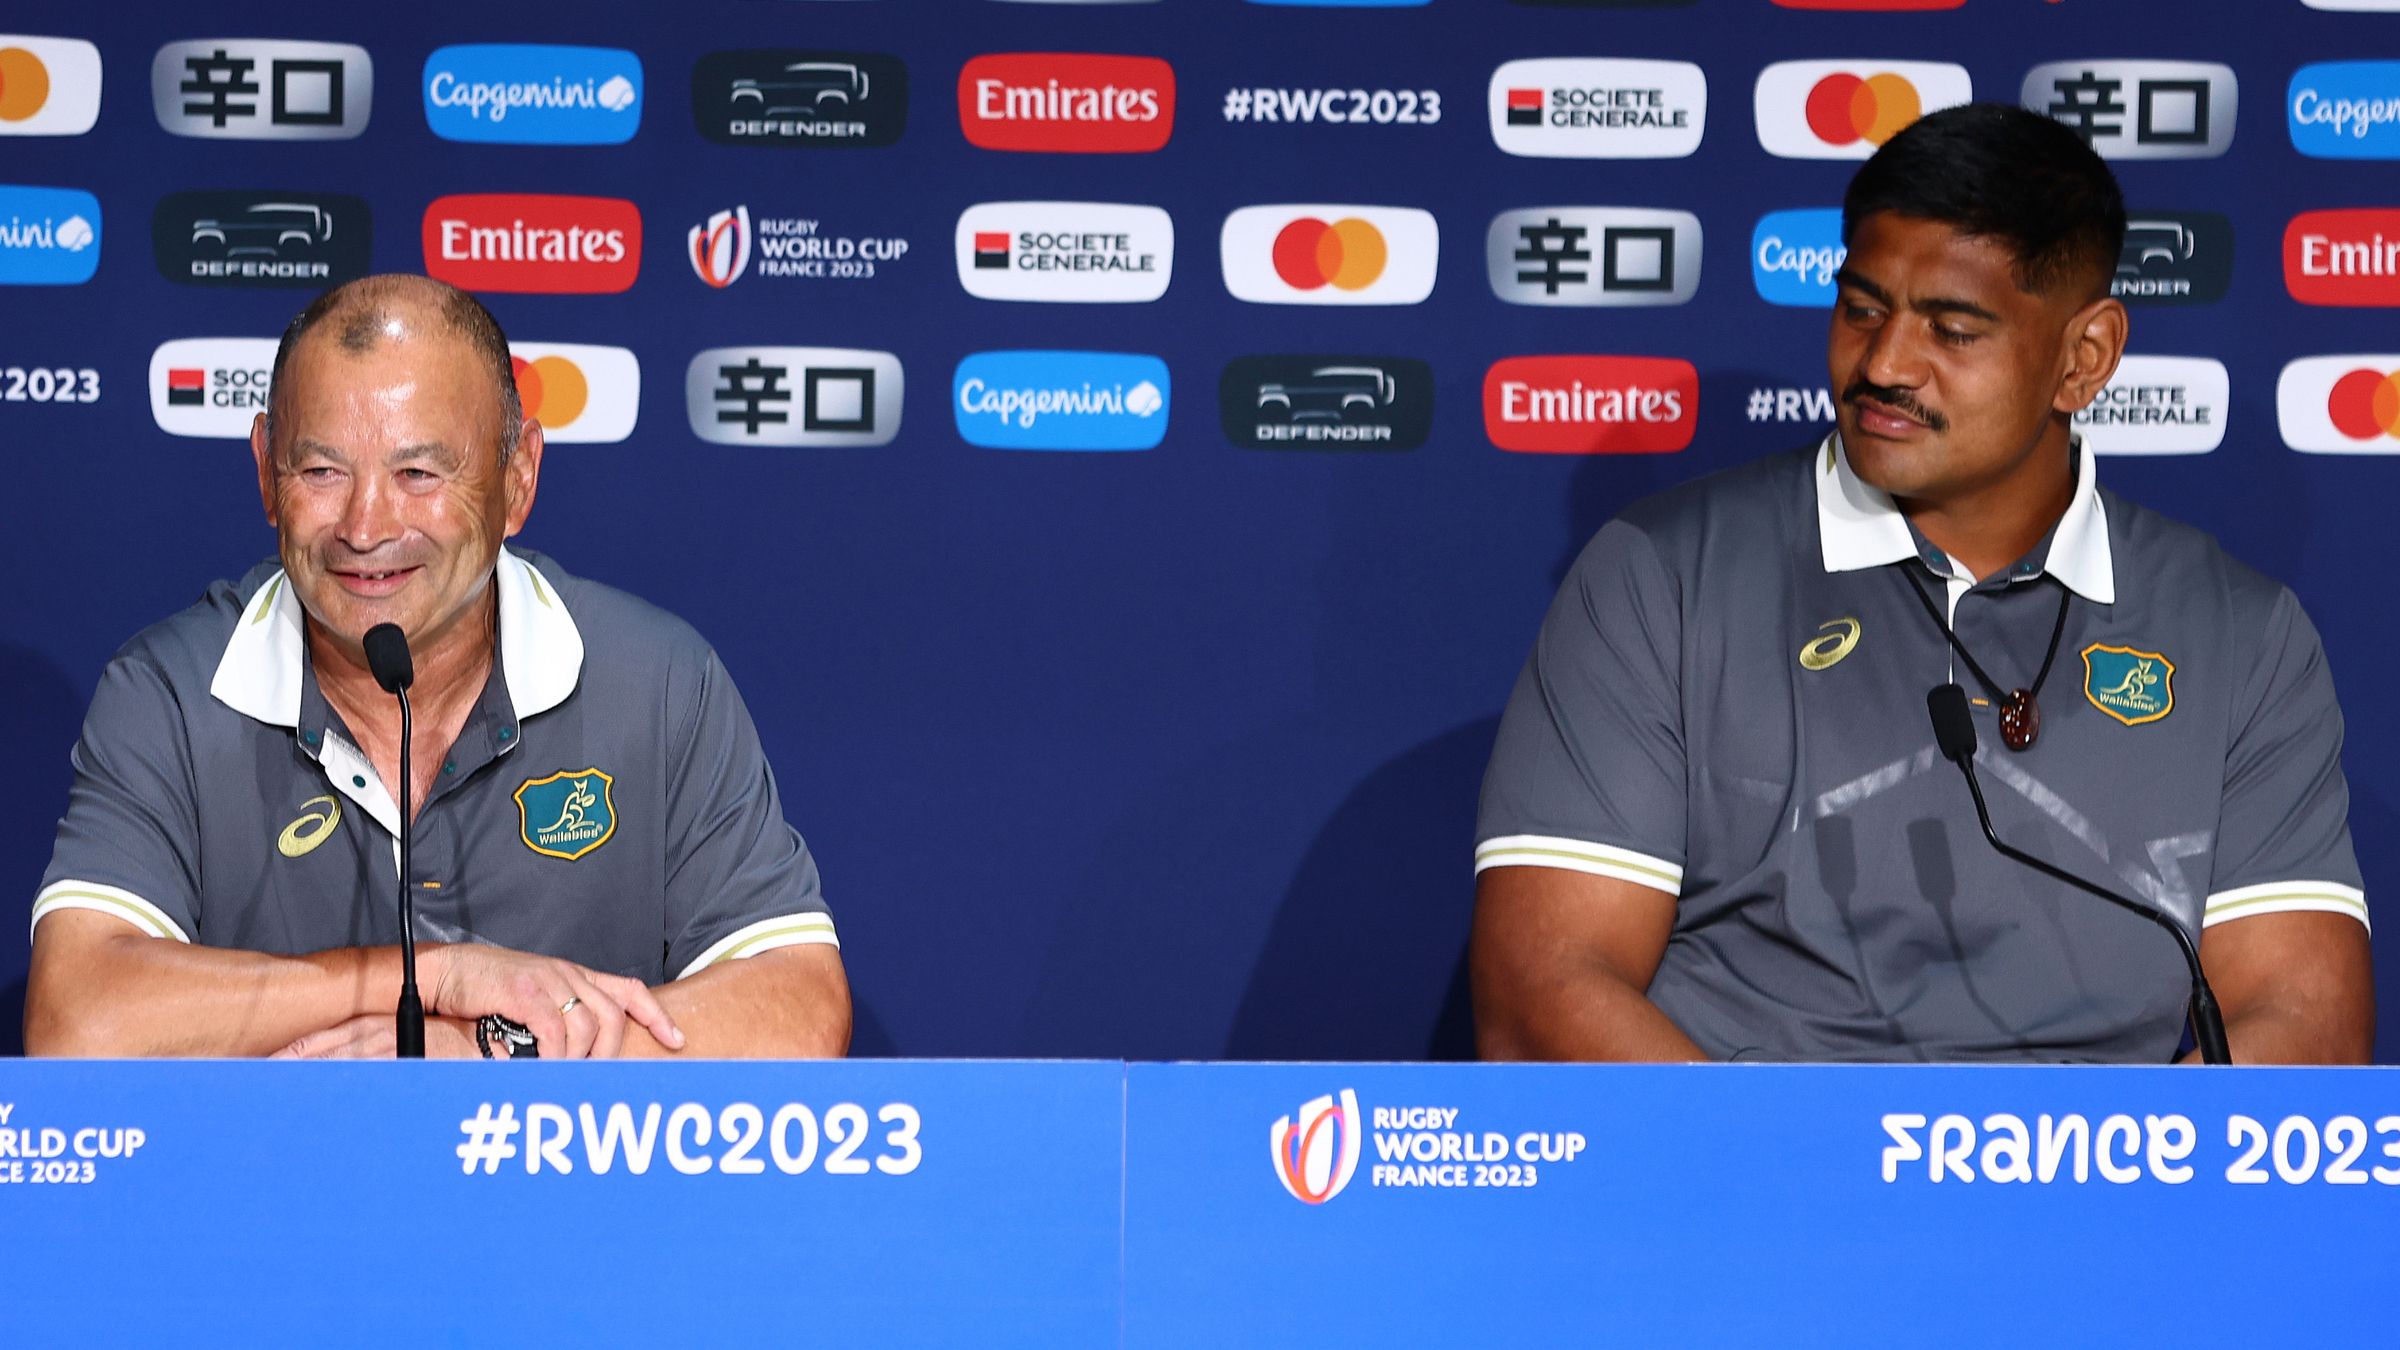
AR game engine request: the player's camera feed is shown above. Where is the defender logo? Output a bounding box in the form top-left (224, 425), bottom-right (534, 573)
top-left (1220, 355), bottom-right (1433, 450)
top-left (515, 768), bottom-right (617, 861)
top-left (2114, 212), bottom-right (2233, 306)
top-left (2082, 645), bottom-right (2175, 726)
top-left (152, 190), bottom-right (372, 288)
top-left (277, 794), bottom-right (342, 858)
top-left (692, 49), bottom-right (907, 148)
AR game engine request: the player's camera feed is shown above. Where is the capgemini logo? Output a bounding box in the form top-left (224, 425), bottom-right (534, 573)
top-left (689, 205), bottom-right (751, 288)
top-left (1270, 1089), bottom-right (1361, 1204)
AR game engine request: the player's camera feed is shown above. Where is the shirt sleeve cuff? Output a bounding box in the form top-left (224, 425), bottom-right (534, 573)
top-left (1473, 834), bottom-right (1684, 897)
top-left (2202, 880), bottom-right (2370, 934)
top-left (31, 880), bottom-right (193, 944)
top-left (673, 912), bottom-right (840, 981)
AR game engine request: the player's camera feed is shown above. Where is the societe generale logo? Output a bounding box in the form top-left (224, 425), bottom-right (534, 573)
top-left (1753, 60), bottom-right (1972, 159)
top-left (421, 194), bottom-right (641, 294)
top-left (1221, 204), bottom-right (1437, 305)
top-left (2279, 356), bottom-right (2400, 454)
top-left (149, 336), bottom-right (278, 438)
top-left (2284, 208), bottom-right (2400, 305)
top-left (1488, 58), bottom-right (1707, 159)
top-left (955, 201), bottom-right (1173, 302)
top-left (509, 342), bottom-right (639, 444)
top-left (1484, 355), bottom-right (1698, 453)
top-left (958, 53), bottom-right (1174, 153)
top-left (2071, 354), bottom-right (2228, 456)
top-left (0, 36), bottom-right (102, 135)
top-left (1271, 1089), bottom-right (1362, 1205)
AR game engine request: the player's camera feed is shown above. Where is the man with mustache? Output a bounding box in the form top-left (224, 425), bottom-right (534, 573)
top-left (26, 275), bottom-right (850, 1058)
top-left (1472, 104), bottom-right (2372, 1063)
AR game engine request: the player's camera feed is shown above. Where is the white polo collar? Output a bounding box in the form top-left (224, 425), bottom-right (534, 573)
top-left (1812, 431), bottom-right (2115, 603)
top-left (209, 547), bottom-right (584, 728)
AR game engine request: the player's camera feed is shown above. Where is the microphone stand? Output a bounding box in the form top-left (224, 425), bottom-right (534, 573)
top-left (1926, 685), bottom-right (2231, 1065)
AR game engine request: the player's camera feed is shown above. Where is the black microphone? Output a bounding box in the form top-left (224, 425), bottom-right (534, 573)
top-left (1925, 684), bottom-right (2232, 1065)
top-left (362, 623), bottom-right (425, 1060)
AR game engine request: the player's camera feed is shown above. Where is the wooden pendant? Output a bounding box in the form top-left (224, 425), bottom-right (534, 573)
top-left (2000, 688), bottom-right (2040, 751)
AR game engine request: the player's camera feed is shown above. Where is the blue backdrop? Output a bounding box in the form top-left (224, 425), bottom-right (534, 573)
top-left (4, 0), bottom-right (2395, 1060)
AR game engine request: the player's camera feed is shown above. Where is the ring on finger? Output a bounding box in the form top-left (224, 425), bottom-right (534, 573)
top-left (559, 996), bottom-right (583, 1016)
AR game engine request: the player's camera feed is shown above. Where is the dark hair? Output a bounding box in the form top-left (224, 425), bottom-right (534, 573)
top-left (1842, 102), bottom-right (2127, 300)
top-left (264, 274), bottom-right (523, 461)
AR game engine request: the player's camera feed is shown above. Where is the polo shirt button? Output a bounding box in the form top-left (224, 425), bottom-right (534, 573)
top-left (351, 774), bottom-right (366, 789)
top-left (498, 728), bottom-right (514, 743)
top-left (442, 761), bottom-right (456, 775)
top-left (302, 730), bottom-right (320, 747)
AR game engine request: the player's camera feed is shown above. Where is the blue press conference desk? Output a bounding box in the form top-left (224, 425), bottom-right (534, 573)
top-left (2, 1061), bottom-right (2394, 1347)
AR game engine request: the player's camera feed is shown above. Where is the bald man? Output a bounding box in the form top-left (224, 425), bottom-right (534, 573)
top-left (27, 276), bottom-right (850, 1059)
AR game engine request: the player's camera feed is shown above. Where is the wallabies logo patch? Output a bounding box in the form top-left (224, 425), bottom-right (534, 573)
top-left (514, 768), bottom-right (616, 861)
top-left (2082, 644), bottom-right (2174, 727)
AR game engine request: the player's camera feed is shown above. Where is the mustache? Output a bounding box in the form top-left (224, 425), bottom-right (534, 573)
top-left (1842, 379), bottom-right (1948, 433)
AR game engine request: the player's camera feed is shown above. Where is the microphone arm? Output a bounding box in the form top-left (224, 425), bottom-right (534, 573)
top-left (1926, 685), bottom-right (2231, 1065)
top-left (393, 685), bottom-right (423, 1058)
top-left (363, 623), bottom-right (425, 1059)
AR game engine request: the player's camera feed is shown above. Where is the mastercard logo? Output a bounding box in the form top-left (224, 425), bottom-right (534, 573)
top-left (0, 47), bottom-right (51, 121)
top-left (0, 37), bottom-right (98, 136)
top-left (2277, 354), bottom-right (2400, 454)
top-left (1271, 217), bottom-right (1386, 291)
top-left (1804, 73), bottom-right (1920, 146)
top-left (1754, 60), bottom-right (1971, 160)
top-left (512, 354), bottom-right (589, 429)
top-left (2329, 368), bottom-right (2400, 439)
top-left (505, 342), bottom-right (639, 444)
top-left (1222, 204), bottom-right (1439, 306)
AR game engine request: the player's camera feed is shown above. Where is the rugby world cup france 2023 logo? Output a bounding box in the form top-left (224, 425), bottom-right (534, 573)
top-left (1270, 1089), bottom-right (1361, 1205)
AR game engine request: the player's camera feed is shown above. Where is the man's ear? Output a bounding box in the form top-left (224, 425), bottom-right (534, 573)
top-left (250, 412), bottom-right (279, 528)
top-left (502, 417), bottom-right (543, 539)
top-left (2054, 296), bottom-right (2129, 416)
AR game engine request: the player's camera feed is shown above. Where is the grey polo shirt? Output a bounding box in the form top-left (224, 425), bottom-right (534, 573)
top-left (34, 547), bottom-right (836, 983)
top-left (1477, 434), bottom-right (2367, 1062)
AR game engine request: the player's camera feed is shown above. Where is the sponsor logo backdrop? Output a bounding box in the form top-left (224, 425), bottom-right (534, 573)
top-left (4, 3), bottom-right (2398, 1063)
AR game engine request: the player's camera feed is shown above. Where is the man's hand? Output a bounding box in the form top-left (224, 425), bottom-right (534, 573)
top-left (273, 1014), bottom-right (481, 1059)
top-left (420, 945), bottom-right (685, 1059)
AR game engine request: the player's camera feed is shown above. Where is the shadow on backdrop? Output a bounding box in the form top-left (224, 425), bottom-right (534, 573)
top-left (1, 642), bottom-right (85, 1057)
top-left (1224, 717), bottom-right (1500, 1062)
